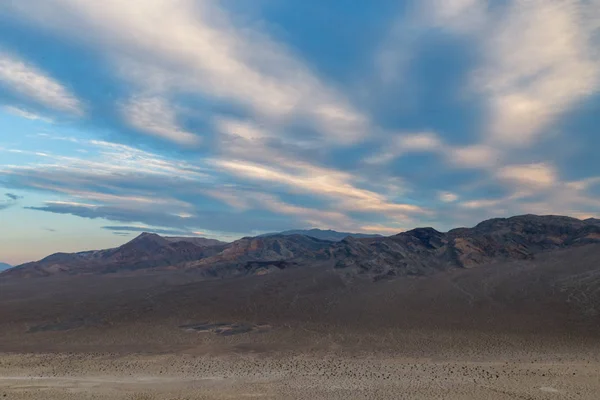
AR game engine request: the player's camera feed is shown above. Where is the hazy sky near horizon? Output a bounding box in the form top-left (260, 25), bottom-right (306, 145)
top-left (1, 0), bottom-right (599, 264)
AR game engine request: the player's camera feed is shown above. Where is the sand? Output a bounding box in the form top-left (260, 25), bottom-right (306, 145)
top-left (1, 350), bottom-right (600, 399)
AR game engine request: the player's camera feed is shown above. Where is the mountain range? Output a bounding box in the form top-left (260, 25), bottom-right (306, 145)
top-left (259, 228), bottom-right (381, 241)
top-left (3, 214), bottom-right (600, 280)
top-left (0, 262), bottom-right (11, 272)
top-left (2, 213), bottom-right (600, 355)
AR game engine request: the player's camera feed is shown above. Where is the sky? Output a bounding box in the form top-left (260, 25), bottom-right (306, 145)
top-left (0, 0), bottom-right (599, 265)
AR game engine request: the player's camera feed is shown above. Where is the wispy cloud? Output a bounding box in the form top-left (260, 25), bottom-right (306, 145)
top-left (0, 192), bottom-right (21, 210)
top-left (449, 145), bottom-right (500, 169)
top-left (364, 132), bottom-right (442, 165)
top-left (102, 225), bottom-right (199, 236)
top-left (1, 105), bottom-right (53, 123)
top-left (0, 51), bottom-right (83, 115)
top-left (0, 0), bottom-right (598, 247)
top-left (438, 192), bottom-right (458, 203)
top-left (5, 193), bottom-right (22, 201)
top-left (212, 158), bottom-right (427, 217)
top-left (4, 0), bottom-right (369, 144)
top-left (472, 0), bottom-right (600, 147)
top-left (497, 163), bottom-right (558, 188)
top-left (123, 96), bottom-right (200, 145)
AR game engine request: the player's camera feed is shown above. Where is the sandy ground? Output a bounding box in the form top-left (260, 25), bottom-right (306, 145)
top-left (1, 352), bottom-right (600, 399)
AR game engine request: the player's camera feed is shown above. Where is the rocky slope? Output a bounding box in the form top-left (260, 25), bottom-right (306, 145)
top-left (259, 228), bottom-right (381, 241)
top-left (179, 234), bottom-right (334, 277)
top-left (3, 214), bottom-right (600, 279)
top-left (331, 215), bottom-right (600, 279)
top-left (2, 233), bottom-right (226, 278)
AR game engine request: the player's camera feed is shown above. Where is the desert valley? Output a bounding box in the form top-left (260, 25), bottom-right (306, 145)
top-left (1, 215), bottom-right (600, 398)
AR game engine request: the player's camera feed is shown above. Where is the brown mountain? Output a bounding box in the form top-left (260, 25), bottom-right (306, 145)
top-left (178, 234), bottom-right (334, 277)
top-left (3, 215), bottom-right (600, 280)
top-left (3, 233), bottom-right (227, 278)
top-left (1, 214), bottom-right (600, 357)
top-left (331, 214), bottom-right (600, 279)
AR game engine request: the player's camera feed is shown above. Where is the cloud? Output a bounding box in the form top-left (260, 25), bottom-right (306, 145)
top-left (359, 224), bottom-right (406, 235)
top-left (426, 0), bottom-right (488, 33)
top-left (365, 134), bottom-right (500, 170)
top-left (5, 193), bottom-right (22, 201)
top-left (244, 192), bottom-right (353, 230)
top-left (497, 163), bottom-right (557, 188)
top-left (215, 117), bottom-right (269, 141)
top-left (0, 51), bottom-right (83, 115)
top-left (397, 132), bottom-right (443, 152)
top-left (0, 192), bottom-right (22, 210)
top-left (1, 136), bottom-right (377, 233)
top-left (449, 145), bottom-right (500, 168)
top-left (24, 200), bottom-right (299, 235)
top-left (0, 138), bottom-right (211, 184)
top-left (1, 0), bottom-right (599, 242)
top-left (102, 225), bottom-right (198, 236)
top-left (123, 96), bottom-right (200, 145)
top-left (439, 192), bottom-right (458, 203)
top-left (567, 177), bottom-right (600, 191)
top-left (471, 0), bottom-right (600, 147)
top-left (364, 131), bottom-right (442, 165)
top-left (1, 105), bottom-right (53, 122)
top-left (3, 0), bottom-right (369, 144)
top-left (211, 158), bottom-right (428, 218)
top-left (375, 14), bottom-right (420, 85)
top-left (459, 198), bottom-right (503, 210)
top-left (375, 0), bottom-right (487, 84)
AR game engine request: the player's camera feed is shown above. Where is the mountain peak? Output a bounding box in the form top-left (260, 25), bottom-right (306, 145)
top-left (122, 232), bottom-right (170, 250)
top-left (136, 232), bottom-right (162, 239)
top-left (131, 232), bottom-right (166, 241)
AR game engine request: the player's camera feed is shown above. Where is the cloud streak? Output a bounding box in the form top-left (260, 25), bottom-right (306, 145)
top-left (0, 51), bottom-right (83, 115)
top-left (3, 0), bottom-right (370, 145)
top-left (0, 0), bottom-right (598, 255)
top-left (123, 96), bottom-right (200, 145)
top-left (0, 192), bottom-right (21, 210)
top-left (454, 0), bottom-right (600, 148)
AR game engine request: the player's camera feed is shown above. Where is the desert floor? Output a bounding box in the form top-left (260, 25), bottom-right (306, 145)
top-left (2, 347), bottom-right (600, 399)
top-left (2, 250), bottom-right (600, 399)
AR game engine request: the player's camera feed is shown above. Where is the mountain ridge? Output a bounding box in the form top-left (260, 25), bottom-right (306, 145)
top-left (3, 214), bottom-right (600, 279)
top-left (259, 228), bottom-right (381, 241)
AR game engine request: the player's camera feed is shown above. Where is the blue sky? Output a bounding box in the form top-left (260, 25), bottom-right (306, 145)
top-left (1, 0), bottom-right (599, 265)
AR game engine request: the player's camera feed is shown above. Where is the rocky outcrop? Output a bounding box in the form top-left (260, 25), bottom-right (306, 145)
top-left (329, 215), bottom-right (600, 279)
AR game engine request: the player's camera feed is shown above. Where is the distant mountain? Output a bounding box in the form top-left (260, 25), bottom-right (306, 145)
top-left (259, 229), bottom-right (381, 242)
top-left (0, 262), bottom-right (11, 272)
top-left (3, 233), bottom-right (227, 278)
top-left (3, 215), bottom-right (600, 280)
top-left (585, 218), bottom-right (600, 226)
